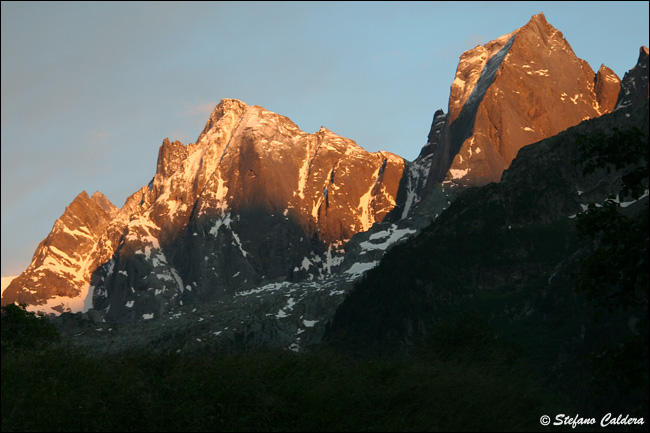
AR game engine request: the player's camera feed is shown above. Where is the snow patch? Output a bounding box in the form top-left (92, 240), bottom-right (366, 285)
top-left (236, 281), bottom-right (291, 297)
top-left (63, 226), bottom-right (94, 240)
top-left (209, 212), bottom-right (250, 257)
top-left (360, 225), bottom-right (416, 251)
top-left (285, 297), bottom-right (296, 310)
top-left (345, 261), bottom-right (379, 276)
top-left (24, 283), bottom-right (94, 316)
top-left (209, 212), bottom-right (232, 236)
top-left (450, 168), bottom-right (469, 179)
top-left (526, 69), bottom-right (549, 76)
top-left (358, 165), bottom-right (382, 231)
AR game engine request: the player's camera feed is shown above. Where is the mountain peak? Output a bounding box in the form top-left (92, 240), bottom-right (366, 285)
top-left (438, 12), bottom-right (616, 187)
top-left (196, 99), bottom-right (250, 145)
top-left (515, 12), bottom-right (556, 40)
top-left (90, 191), bottom-right (118, 215)
top-left (1, 92), bottom-right (411, 320)
top-left (445, 12), bottom-right (564, 126)
top-left (529, 11), bottom-right (546, 20)
top-left (2, 187), bottom-right (119, 313)
top-left (614, 45), bottom-right (649, 111)
top-left (515, 12), bottom-right (575, 61)
top-left (526, 11), bottom-right (549, 26)
top-left (216, 98), bottom-right (249, 111)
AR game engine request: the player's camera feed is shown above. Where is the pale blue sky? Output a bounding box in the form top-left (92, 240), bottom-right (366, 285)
top-left (2, 1), bottom-right (649, 276)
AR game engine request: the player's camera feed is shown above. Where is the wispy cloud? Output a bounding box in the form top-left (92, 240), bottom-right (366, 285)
top-left (183, 102), bottom-right (218, 119)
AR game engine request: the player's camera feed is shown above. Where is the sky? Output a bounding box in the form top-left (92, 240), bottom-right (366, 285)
top-left (1, 1), bottom-right (649, 277)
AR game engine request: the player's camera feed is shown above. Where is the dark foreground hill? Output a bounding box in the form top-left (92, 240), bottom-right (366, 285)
top-left (325, 99), bottom-right (650, 418)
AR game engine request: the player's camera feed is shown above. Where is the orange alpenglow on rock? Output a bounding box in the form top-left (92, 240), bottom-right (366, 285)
top-left (435, 13), bottom-right (623, 187)
top-left (3, 14), bottom-right (647, 323)
top-left (2, 99), bottom-right (406, 320)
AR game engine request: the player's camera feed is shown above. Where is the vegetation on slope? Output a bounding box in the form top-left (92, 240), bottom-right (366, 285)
top-left (3, 306), bottom-right (572, 432)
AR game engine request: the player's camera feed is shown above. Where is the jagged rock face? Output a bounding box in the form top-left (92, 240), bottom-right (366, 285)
top-left (429, 13), bottom-right (622, 187)
top-left (1, 192), bottom-right (118, 313)
top-left (616, 46), bottom-right (649, 111)
top-left (189, 102), bottom-right (404, 241)
top-left (326, 99), bottom-right (650, 352)
top-left (4, 99), bottom-right (406, 322)
top-left (95, 100), bottom-right (404, 322)
top-left (595, 65), bottom-right (621, 114)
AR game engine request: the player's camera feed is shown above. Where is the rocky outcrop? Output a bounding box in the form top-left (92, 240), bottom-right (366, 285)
top-left (594, 64), bottom-right (622, 114)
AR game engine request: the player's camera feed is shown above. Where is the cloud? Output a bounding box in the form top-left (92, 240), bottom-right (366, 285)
top-left (162, 101), bottom-right (220, 144)
top-left (183, 102), bottom-right (218, 119)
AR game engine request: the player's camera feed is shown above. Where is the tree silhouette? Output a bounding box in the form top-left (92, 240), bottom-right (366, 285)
top-left (574, 126), bottom-right (649, 413)
top-left (1, 303), bottom-right (60, 353)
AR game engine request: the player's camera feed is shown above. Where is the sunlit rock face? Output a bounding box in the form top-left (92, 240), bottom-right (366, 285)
top-left (3, 99), bottom-right (406, 322)
top-left (188, 101), bottom-right (404, 244)
top-left (1, 192), bottom-right (118, 313)
top-left (427, 13), bottom-right (622, 187)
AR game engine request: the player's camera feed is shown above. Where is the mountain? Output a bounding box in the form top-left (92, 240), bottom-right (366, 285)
top-left (2, 14), bottom-right (647, 341)
top-left (2, 191), bottom-right (117, 313)
top-left (3, 100), bottom-right (411, 322)
top-left (326, 97), bottom-right (649, 347)
top-left (423, 13), bottom-right (622, 188)
top-left (325, 99), bottom-right (649, 418)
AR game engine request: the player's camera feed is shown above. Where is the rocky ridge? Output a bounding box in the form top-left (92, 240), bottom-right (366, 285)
top-left (4, 100), bottom-right (412, 323)
top-left (2, 192), bottom-right (117, 312)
